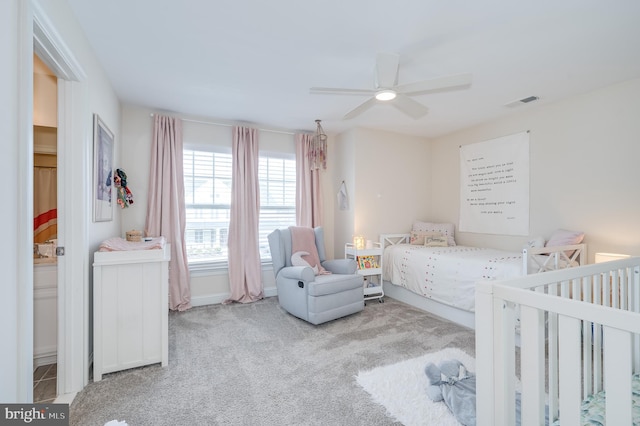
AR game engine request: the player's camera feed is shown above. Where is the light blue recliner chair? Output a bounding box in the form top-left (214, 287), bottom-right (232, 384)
top-left (268, 227), bottom-right (364, 325)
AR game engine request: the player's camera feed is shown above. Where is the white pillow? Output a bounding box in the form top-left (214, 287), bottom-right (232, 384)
top-left (291, 251), bottom-right (319, 275)
top-left (410, 231), bottom-right (442, 245)
top-left (545, 229), bottom-right (585, 247)
top-left (412, 221), bottom-right (456, 246)
top-left (424, 235), bottom-right (448, 247)
top-left (524, 236), bottom-right (545, 249)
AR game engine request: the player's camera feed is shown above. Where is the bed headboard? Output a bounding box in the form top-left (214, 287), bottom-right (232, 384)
top-left (380, 234), bottom-right (410, 249)
top-left (523, 243), bottom-right (587, 273)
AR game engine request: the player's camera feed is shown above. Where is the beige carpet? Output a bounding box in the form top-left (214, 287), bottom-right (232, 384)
top-left (70, 296), bottom-right (475, 425)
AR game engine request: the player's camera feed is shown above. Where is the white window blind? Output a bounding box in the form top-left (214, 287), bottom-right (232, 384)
top-left (258, 155), bottom-right (296, 258)
top-left (183, 149), bottom-right (295, 266)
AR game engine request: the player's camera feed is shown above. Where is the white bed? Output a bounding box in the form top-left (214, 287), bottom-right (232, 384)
top-left (476, 257), bottom-right (640, 425)
top-left (379, 232), bottom-right (586, 328)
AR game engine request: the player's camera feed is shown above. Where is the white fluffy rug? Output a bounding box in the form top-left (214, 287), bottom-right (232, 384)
top-left (355, 347), bottom-right (475, 426)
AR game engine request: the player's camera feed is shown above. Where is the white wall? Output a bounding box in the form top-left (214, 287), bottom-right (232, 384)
top-left (430, 77), bottom-right (640, 259)
top-left (331, 127), bottom-right (432, 256)
top-left (119, 105), bottom-right (153, 235)
top-left (1, 0), bottom-right (23, 403)
top-left (331, 131), bottom-right (357, 257)
top-left (33, 55), bottom-right (57, 128)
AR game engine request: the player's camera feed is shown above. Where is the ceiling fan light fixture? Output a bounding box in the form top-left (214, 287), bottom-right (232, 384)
top-left (309, 52), bottom-right (471, 119)
top-left (375, 89), bottom-right (397, 101)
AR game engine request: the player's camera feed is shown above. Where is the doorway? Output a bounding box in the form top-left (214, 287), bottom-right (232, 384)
top-left (32, 52), bottom-right (59, 403)
top-left (25, 3), bottom-right (90, 402)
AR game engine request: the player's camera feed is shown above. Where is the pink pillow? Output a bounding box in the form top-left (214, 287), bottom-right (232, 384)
top-left (545, 229), bottom-right (585, 247)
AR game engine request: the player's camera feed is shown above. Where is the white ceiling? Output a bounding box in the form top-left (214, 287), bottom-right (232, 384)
top-left (66, 0), bottom-right (640, 138)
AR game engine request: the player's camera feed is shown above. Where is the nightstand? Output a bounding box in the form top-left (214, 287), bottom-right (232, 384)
top-left (345, 243), bottom-right (384, 303)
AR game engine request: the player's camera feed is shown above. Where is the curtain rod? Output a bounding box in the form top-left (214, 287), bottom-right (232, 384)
top-left (149, 113), bottom-right (305, 136)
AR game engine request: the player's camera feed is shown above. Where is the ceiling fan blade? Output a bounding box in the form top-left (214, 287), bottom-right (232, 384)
top-left (375, 52), bottom-right (400, 89)
top-left (392, 94), bottom-right (429, 119)
top-left (396, 73), bottom-right (472, 95)
top-left (343, 97), bottom-right (377, 120)
top-left (310, 87), bottom-right (376, 96)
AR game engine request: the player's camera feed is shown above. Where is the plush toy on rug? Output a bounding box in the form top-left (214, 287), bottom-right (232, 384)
top-left (425, 359), bottom-right (477, 426)
top-left (114, 168), bottom-right (134, 208)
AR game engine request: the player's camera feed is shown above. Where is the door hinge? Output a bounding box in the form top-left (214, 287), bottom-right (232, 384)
top-left (56, 246), bottom-right (65, 256)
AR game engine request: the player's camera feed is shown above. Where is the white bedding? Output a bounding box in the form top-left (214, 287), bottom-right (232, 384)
top-left (383, 244), bottom-right (524, 312)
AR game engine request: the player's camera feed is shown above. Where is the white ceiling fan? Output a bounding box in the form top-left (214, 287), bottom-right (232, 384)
top-left (310, 53), bottom-right (472, 120)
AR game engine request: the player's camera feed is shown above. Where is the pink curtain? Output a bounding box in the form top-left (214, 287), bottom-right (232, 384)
top-left (146, 115), bottom-right (192, 311)
top-left (225, 126), bottom-right (263, 303)
top-left (295, 133), bottom-right (323, 227)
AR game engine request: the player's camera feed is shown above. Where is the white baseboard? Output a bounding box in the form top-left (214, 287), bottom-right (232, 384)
top-left (54, 392), bottom-right (77, 405)
top-left (191, 286), bottom-right (277, 307)
top-left (383, 281), bottom-right (475, 329)
top-left (33, 351), bottom-right (57, 370)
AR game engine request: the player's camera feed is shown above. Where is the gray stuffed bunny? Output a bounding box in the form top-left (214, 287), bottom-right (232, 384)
top-left (424, 359), bottom-right (477, 426)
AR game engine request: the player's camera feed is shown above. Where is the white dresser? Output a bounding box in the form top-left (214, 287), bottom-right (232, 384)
top-left (93, 243), bottom-right (170, 381)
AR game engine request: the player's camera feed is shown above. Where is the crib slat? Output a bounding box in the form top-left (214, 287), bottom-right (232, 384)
top-left (593, 274), bottom-right (603, 392)
top-left (493, 302), bottom-right (517, 426)
top-left (612, 269), bottom-right (620, 309)
top-left (604, 272), bottom-right (611, 307)
top-left (561, 280), bottom-right (570, 298)
top-left (620, 268), bottom-right (628, 310)
top-left (520, 305), bottom-right (545, 426)
top-left (548, 309), bottom-right (559, 419)
top-left (559, 315), bottom-right (582, 426)
top-left (633, 266), bottom-right (640, 373)
top-left (604, 326), bottom-right (632, 425)
top-left (582, 277), bottom-right (593, 398)
top-left (475, 282), bottom-right (495, 426)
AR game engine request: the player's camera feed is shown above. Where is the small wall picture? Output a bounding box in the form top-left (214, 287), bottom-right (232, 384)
top-left (93, 114), bottom-right (114, 222)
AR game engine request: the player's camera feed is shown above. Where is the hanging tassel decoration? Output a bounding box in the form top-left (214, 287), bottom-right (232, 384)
top-left (114, 168), bottom-right (134, 208)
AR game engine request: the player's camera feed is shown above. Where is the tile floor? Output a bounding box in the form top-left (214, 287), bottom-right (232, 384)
top-left (33, 363), bottom-right (57, 403)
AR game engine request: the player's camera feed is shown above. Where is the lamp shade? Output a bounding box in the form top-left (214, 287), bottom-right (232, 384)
top-left (594, 252), bottom-right (630, 263)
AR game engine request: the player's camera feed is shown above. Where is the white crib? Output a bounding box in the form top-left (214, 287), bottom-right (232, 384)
top-left (476, 257), bottom-right (640, 425)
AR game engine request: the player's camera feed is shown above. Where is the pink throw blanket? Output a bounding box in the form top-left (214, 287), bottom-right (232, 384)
top-left (98, 236), bottom-right (166, 252)
top-left (289, 226), bottom-right (330, 275)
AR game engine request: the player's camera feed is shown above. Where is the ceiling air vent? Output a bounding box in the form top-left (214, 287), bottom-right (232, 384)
top-left (504, 95), bottom-right (540, 108)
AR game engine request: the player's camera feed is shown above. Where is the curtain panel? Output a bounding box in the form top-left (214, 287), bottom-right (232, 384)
top-left (146, 115), bottom-right (192, 311)
top-left (225, 126), bottom-right (263, 303)
top-left (34, 167), bottom-right (57, 243)
top-left (295, 133), bottom-right (323, 227)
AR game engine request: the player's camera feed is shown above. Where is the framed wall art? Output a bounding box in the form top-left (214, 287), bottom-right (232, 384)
top-left (93, 113), bottom-right (114, 222)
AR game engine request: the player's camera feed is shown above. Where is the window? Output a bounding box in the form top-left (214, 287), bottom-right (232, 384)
top-left (183, 149), bottom-right (296, 267)
top-left (258, 155), bottom-right (297, 259)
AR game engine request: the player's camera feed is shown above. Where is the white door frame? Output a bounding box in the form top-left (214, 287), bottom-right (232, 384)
top-left (22, 0), bottom-right (90, 401)
top-left (16, 0), bottom-right (35, 402)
